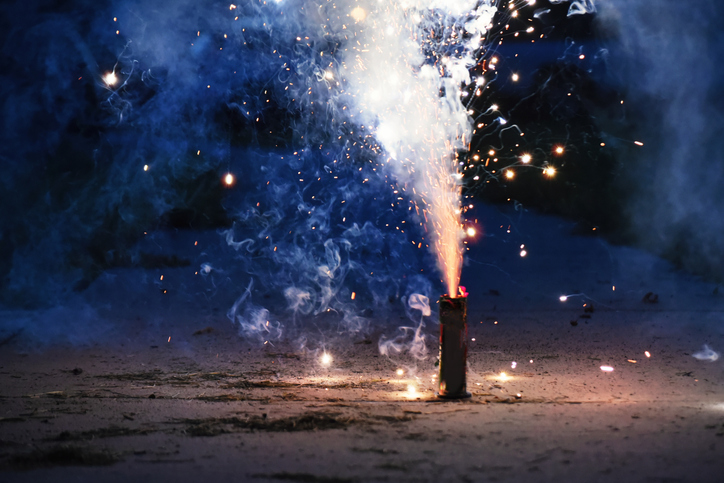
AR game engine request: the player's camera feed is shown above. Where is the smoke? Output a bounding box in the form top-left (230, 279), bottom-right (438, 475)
top-left (7, 0), bottom-right (632, 349)
top-left (550, 0), bottom-right (596, 17)
top-left (4, 0), bottom-right (487, 345)
top-left (379, 286), bottom-right (434, 361)
top-left (326, 0), bottom-right (497, 296)
top-left (595, 0), bottom-right (724, 280)
top-left (692, 344), bottom-right (720, 362)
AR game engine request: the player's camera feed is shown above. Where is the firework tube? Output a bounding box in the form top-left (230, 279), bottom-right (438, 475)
top-left (437, 294), bottom-right (471, 399)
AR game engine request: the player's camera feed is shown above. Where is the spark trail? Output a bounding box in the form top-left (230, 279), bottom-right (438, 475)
top-left (289, 0), bottom-right (497, 295)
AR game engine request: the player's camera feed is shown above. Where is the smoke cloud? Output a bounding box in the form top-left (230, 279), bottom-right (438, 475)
top-left (596, 0), bottom-right (724, 280)
top-left (1, 0), bottom-right (496, 345)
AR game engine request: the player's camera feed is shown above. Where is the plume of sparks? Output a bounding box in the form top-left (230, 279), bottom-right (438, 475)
top-left (322, 0), bottom-right (497, 295)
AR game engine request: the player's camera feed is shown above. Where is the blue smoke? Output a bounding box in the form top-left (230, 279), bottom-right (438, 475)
top-left (596, 0), bottom-right (724, 280)
top-left (0, 0), bottom-right (441, 345)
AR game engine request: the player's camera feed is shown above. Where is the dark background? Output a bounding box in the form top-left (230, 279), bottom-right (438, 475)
top-left (1, 0), bottom-right (722, 316)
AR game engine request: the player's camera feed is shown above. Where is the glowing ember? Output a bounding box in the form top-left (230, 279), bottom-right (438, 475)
top-left (645, 351), bottom-right (651, 358)
top-left (350, 7), bottom-right (367, 22)
top-left (224, 173), bottom-right (235, 186)
top-left (102, 71), bottom-right (118, 86)
top-left (600, 365), bottom-right (614, 372)
top-left (466, 227), bottom-right (476, 237)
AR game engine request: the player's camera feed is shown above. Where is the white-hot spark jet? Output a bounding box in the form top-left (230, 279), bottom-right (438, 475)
top-left (316, 0), bottom-right (497, 296)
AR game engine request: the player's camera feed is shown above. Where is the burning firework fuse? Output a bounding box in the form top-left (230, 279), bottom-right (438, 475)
top-left (437, 294), bottom-right (470, 399)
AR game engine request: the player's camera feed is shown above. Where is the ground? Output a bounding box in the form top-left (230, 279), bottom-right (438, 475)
top-left (1, 210), bottom-right (724, 482)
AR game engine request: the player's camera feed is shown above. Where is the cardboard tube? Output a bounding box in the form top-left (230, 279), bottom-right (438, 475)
top-left (437, 295), bottom-right (471, 399)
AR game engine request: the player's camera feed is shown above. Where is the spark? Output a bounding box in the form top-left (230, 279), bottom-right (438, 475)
top-left (554, 146), bottom-right (564, 154)
top-left (143, 164), bottom-right (149, 172)
top-left (634, 141), bottom-right (644, 146)
top-left (511, 361), bottom-right (517, 369)
top-left (350, 7), bottom-right (366, 22)
top-left (505, 170), bottom-right (515, 179)
top-left (499, 372), bottom-right (509, 381)
top-left (520, 153), bottom-right (531, 163)
top-left (396, 368), bottom-right (404, 376)
top-left (543, 166), bottom-right (556, 177)
top-left (559, 295), bottom-right (568, 302)
top-left (321, 352), bottom-right (332, 366)
top-left (466, 227), bottom-right (476, 237)
top-left (324, 71), bottom-right (334, 80)
top-left (600, 365), bottom-right (614, 372)
top-left (645, 351), bottom-right (651, 358)
top-left (102, 71), bottom-right (118, 86)
top-left (511, 73), bottom-right (519, 82)
top-left (351, 292), bottom-right (356, 300)
top-left (224, 173), bottom-right (235, 186)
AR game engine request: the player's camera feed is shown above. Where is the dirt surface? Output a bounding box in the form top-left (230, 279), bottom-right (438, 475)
top-left (1, 305), bottom-right (723, 483)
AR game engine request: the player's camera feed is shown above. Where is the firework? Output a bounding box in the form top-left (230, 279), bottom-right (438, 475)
top-left (437, 293), bottom-right (470, 399)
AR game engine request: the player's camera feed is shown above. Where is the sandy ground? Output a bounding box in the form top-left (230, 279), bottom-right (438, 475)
top-left (1, 303), bottom-right (723, 483)
top-left (2, 211), bottom-right (724, 482)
